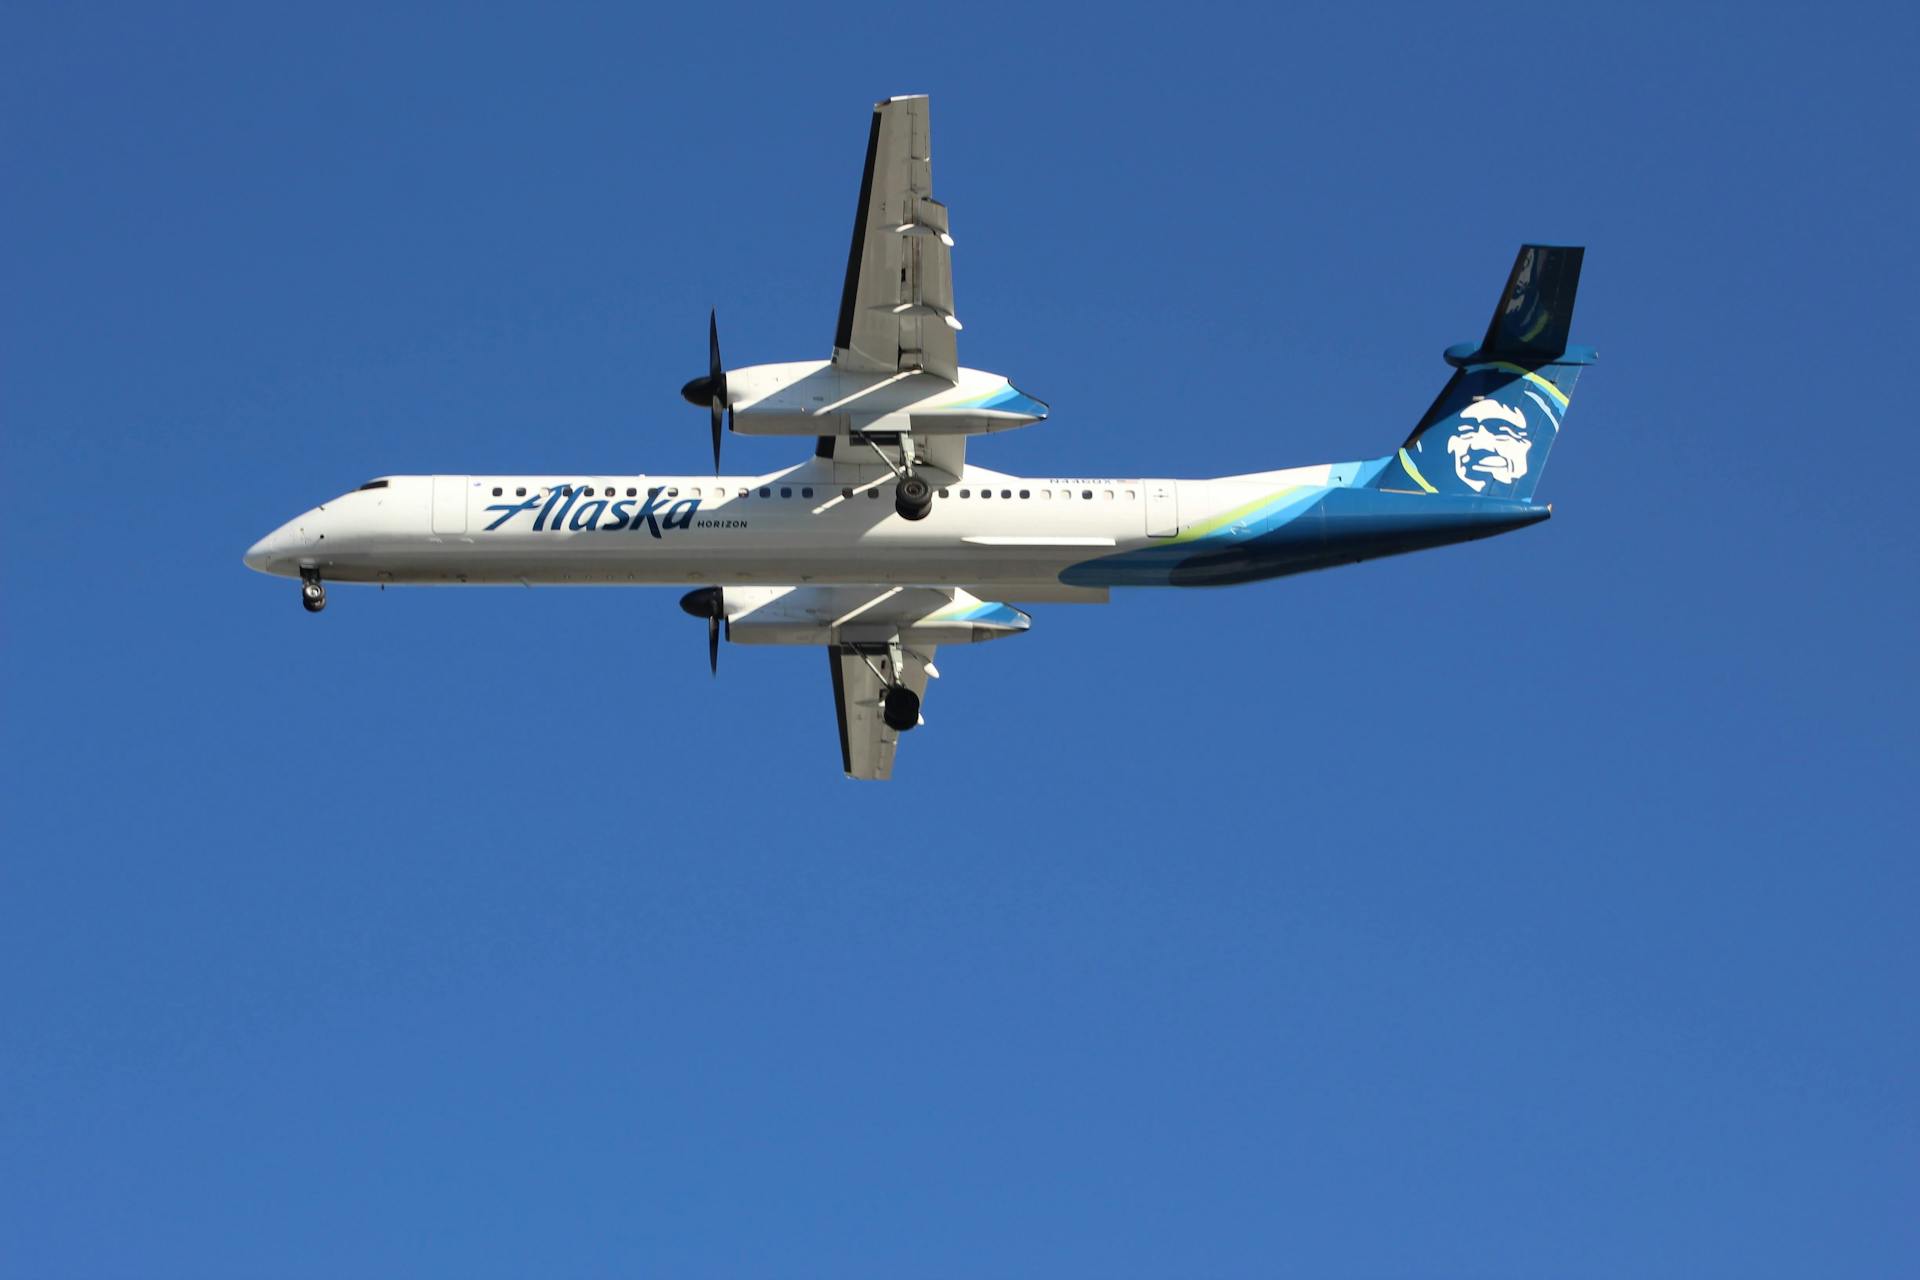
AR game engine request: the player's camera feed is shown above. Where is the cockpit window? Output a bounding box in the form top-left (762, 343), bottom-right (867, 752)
top-left (358, 479), bottom-right (390, 491)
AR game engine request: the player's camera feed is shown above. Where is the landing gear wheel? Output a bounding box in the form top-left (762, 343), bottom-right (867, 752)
top-left (882, 685), bottom-right (921, 732)
top-left (895, 474), bottom-right (933, 522)
top-left (301, 575), bottom-right (327, 614)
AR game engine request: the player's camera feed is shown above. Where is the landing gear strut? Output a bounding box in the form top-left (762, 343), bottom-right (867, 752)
top-left (300, 567), bottom-right (326, 613)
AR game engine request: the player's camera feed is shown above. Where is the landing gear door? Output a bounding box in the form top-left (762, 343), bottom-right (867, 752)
top-left (1145, 480), bottom-right (1179, 538)
top-left (432, 475), bottom-right (469, 535)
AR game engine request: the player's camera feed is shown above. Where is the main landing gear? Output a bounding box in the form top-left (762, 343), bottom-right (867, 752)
top-left (300, 568), bottom-right (326, 613)
top-left (856, 430), bottom-right (935, 521)
top-left (854, 639), bottom-right (923, 732)
top-left (882, 684), bottom-right (921, 732)
top-left (895, 474), bottom-right (933, 522)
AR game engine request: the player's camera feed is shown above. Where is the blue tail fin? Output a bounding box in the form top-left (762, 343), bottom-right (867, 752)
top-left (1373, 245), bottom-right (1593, 501)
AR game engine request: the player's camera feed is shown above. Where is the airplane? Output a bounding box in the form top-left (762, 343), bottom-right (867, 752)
top-left (245, 94), bottom-right (1595, 780)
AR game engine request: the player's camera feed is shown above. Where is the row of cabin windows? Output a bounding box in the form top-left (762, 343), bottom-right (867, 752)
top-left (487, 483), bottom-right (1140, 502)
top-left (488, 483), bottom-right (820, 499)
top-left (940, 488), bottom-right (1135, 501)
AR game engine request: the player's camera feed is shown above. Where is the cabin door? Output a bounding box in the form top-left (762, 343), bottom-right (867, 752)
top-left (432, 475), bottom-right (469, 535)
top-left (1145, 480), bottom-right (1179, 538)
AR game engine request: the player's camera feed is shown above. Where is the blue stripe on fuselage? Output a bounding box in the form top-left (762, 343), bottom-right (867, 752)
top-left (1059, 488), bottom-right (1550, 588)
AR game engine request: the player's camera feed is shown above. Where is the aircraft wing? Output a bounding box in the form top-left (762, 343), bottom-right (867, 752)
top-left (828, 641), bottom-right (937, 782)
top-left (833, 95), bottom-right (960, 384)
top-left (722, 583), bottom-right (1027, 781)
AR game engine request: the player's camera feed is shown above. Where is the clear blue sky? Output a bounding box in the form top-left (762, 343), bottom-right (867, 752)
top-left (3, 3), bottom-right (1914, 1275)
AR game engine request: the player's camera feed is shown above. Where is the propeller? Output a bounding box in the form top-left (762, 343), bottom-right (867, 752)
top-left (679, 586), bottom-right (724, 675)
top-left (677, 309), bottom-right (729, 474)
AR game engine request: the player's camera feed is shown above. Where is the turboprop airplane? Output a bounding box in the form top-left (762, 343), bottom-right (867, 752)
top-left (245, 95), bottom-right (1594, 780)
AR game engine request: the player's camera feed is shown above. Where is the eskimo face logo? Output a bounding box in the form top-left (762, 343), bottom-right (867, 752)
top-left (1446, 398), bottom-right (1533, 493)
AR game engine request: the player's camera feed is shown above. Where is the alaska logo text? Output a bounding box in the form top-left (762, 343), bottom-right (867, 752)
top-left (484, 488), bottom-right (701, 537)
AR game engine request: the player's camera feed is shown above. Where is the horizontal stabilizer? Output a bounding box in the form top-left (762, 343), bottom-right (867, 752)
top-left (1448, 244), bottom-right (1585, 366)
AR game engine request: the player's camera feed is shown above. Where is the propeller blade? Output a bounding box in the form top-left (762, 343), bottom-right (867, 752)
top-left (678, 312), bottom-right (729, 470)
top-left (680, 586), bottom-right (725, 676)
top-left (708, 309), bottom-right (727, 475)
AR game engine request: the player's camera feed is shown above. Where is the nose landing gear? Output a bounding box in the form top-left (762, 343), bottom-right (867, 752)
top-left (300, 568), bottom-right (326, 613)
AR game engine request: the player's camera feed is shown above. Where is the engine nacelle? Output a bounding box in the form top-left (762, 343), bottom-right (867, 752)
top-left (724, 360), bottom-right (1048, 438)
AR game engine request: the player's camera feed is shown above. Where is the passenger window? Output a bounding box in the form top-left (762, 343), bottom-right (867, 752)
top-left (667, 488), bottom-right (678, 497)
top-left (649, 487), bottom-right (662, 498)
top-left (960, 489), bottom-right (971, 498)
top-left (627, 487), bottom-right (637, 497)
top-left (980, 489), bottom-right (991, 500)
top-left (1039, 490), bottom-right (1052, 501)
top-left (516, 487), bottom-right (526, 497)
top-left (842, 488), bottom-right (854, 499)
top-left (938, 489), bottom-right (950, 498)
top-left (1019, 489), bottom-right (1030, 499)
top-left (780, 487), bottom-right (792, 498)
top-left (1103, 490), bottom-right (1115, 500)
top-left (1081, 490), bottom-right (1093, 500)
top-left (1125, 489), bottom-right (1137, 499)
top-left (1001, 489), bottom-right (1012, 499)
top-left (492, 487), bottom-right (502, 497)
top-left (738, 488), bottom-right (749, 498)
top-left (760, 487), bottom-right (771, 498)
top-left (801, 487), bottom-right (813, 498)
top-left (868, 489), bottom-right (879, 499)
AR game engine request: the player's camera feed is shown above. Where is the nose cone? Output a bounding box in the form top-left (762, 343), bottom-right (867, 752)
top-left (244, 519), bottom-right (303, 576)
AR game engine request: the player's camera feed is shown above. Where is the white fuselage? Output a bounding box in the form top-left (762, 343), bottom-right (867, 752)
top-left (244, 460), bottom-right (1323, 595)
